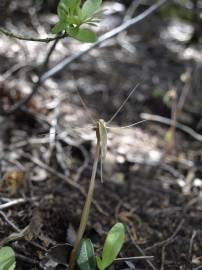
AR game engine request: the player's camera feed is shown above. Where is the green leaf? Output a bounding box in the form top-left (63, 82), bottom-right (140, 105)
top-left (77, 239), bottom-right (96, 270)
top-left (0, 247), bottom-right (16, 270)
top-left (100, 223), bottom-right (125, 270)
top-left (96, 256), bottom-right (103, 270)
top-left (68, 28), bottom-right (97, 42)
top-left (52, 21), bottom-right (68, 33)
top-left (66, 26), bottom-right (79, 36)
top-left (57, 2), bottom-right (68, 20)
top-left (81, 0), bottom-right (102, 20)
top-left (59, 0), bottom-right (81, 15)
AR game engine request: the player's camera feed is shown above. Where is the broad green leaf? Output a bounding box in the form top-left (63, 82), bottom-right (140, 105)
top-left (68, 28), bottom-right (97, 42)
top-left (81, 0), bottom-right (102, 20)
top-left (77, 239), bottom-right (96, 270)
top-left (52, 21), bottom-right (68, 33)
top-left (0, 247), bottom-right (16, 270)
top-left (100, 223), bottom-right (125, 270)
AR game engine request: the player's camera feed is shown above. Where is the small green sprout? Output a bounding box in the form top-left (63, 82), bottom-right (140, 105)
top-left (52, 0), bottom-right (102, 42)
top-left (0, 246), bottom-right (16, 270)
top-left (76, 223), bottom-right (125, 270)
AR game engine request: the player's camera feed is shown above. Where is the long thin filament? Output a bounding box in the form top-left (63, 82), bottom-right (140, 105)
top-left (107, 84), bottom-right (139, 125)
top-left (109, 119), bottom-right (147, 129)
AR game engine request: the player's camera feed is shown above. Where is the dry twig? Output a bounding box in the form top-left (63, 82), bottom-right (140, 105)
top-left (0, 198), bottom-right (35, 210)
top-left (0, 27), bottom-right (66, 42)
top-left (126, 225), bottom-right (158, 270)
top-left (141, 113), bottom-right (202, 141)
top-left (144, 219), bottom-right (185, 252)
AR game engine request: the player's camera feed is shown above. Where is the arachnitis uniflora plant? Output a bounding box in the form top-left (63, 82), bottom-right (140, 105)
top-left (69, 85), bottom-right (146, 269)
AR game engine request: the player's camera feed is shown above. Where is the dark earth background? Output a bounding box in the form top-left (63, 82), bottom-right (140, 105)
top-left (0, 0), bottom-right (202, 269)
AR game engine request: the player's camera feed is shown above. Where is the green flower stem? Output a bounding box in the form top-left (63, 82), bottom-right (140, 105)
top-left (69, 138), bottom-right (100, 270)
